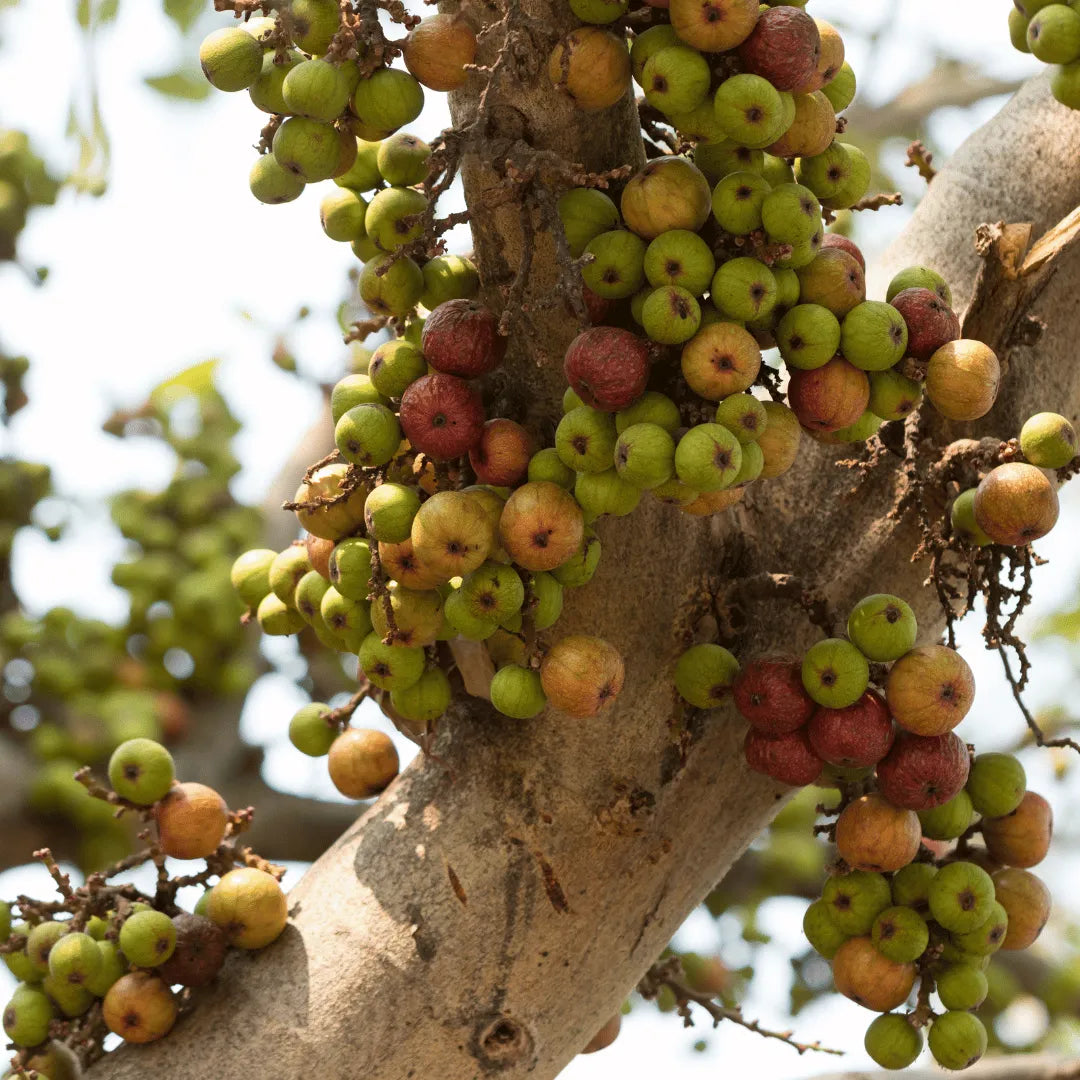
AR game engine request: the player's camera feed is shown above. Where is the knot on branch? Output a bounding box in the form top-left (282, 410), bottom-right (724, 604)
top-left (471, 1014), bottom-right (536, 1071)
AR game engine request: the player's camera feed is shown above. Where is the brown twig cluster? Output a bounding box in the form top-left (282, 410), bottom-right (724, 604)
top-left (638, 956), bottom-right (843, 1057)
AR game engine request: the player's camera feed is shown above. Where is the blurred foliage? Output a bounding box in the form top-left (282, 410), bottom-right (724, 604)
top-left (1, 361), bottom-right (264, 871)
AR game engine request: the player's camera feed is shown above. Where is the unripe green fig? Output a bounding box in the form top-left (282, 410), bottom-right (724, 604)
top-left (891, 861), bottom-right (936, 910)
top-left (119, 910), bottom-right (177, 968)
top-left (3, 983), bottom-right (54, 1047)
top-left (490, 664), bottom-right (547, 718)
top-left (674, 643), bottom-right (739, 708)
top-left (359, 254), bottom-right (424, 317)
top-left (257, 591), bottom-right (305, 635)
top-left (614, 423), bottom-right (675, 489)
top-left (321, 586), bottom-right (372, 650)
top-left (530, 571), bottom-right (564, 629)
top-left (840, 300), bottom-right (908, 371)
top-left (1028, 3), bottom-right (1080, 62)
top-left (376, 132), bottom-right (431, 186)
top-left (528, 447), bottom-right (576, 489)
top-left (291, 0), bottom-right (340, 54)
top-left (249, 49), bottom-right (303, 113)
top-left (363, 483), bottom-right (420, 543)
top-left (421, 254), bottom-right (479, 309)
top-left (711, 171), bottom-right (770, 235)
top-left (776, 303), bottom-right (840, 370)
top-left (802, 899), bottom-right (848, 959)
top-left (329, 536), bottom-right (373, 600)
top-left (369, 338), bottom-right (426, 398)
top-left (928, 1011), bottom-right (987, 1071)
top-left (642, 45), bottom-right (711, 115)
top-left (642, 285), bottom-right (701, 344)
top-left (200, 27), bottom-right (263, 92)
top-left (966, 752), bottom-right (1027, 818)
top-left (864, 1013), bottom-right (922, 1071)
top-left (365, 186), bottom-right (428, 252)
top-left (335, 403), bottom-right (401, 467)
top-left (714, 74), bottom-right (787, 149)
top-left (249, 154), bottom-right (305, 204)
top-left (574, 469), bottom-right (641, 520)
top-left (47, 931), bottom-right (103, 987)
top-left (582, 229), bottom-right (647, 299)
top-left (643, 229), bottom-right (715, 296)
top-left (108, 738), bottom-right (175, 805)
top-left (289, 703), bottom-right (339, 756)
top-left (674, 424), bottom-right (742, 492)
top-left (936, 963), bottom-right (989, 1011)
top-left (715, 393), bottom-right (767, 443)
top-left (801, 637), bottom-right (868, 708)
top-left (918, 788), bottom-right (975, 840)
top-left (273, 116), bottom-right (341, 182)
top-left (231, 548), bottom-right (276, 608)
top-left (868, 368), bottom-right (922, 421)
top-left (929, 861), bottom-right (996, 934)
top-left (358, 632), bottom-right (426, 691)
top-left (871, 905), bottom-right (929, 963)
top-left (335, 139), bottom-right (382, 192)
top-left (616, 391), bottom-right (682, 435)
top-left (846, 593), bottom-right (917, 662)
top-left (556, 407), bottom-right (618, 474)
top-left (711, 257), bottom-right (777, 323)
top-left (761, 182), bottom-right (822, 244)
top-left (557, 188), bottom-right (621, 258)
top-left (391, 668), bottom-right (452, 723)
top-left (352, 70), bottom-right (425, 137)
top-left (630, 24), bottom-right (680, 85)
top-left (1019, 411), bottom-right (1078, 468)
top-left (821, 870), bottom-right (892, 935)
top-left (320, 188), bottom-right (368, 243)
top-left (331, 373), bottom-right (389, 422)
top-left (886, 265), bottom-right (951, 306)
top-left (282, 58), bottom-right (351, 120)
top-left (550, 530), bottom-right (601, 588)
top-left (820, 61), bottom-right (856, 112)
top-left (950, 488), bottom-right (992, 547)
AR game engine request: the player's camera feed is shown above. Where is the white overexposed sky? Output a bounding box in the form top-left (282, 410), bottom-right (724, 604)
top-left (2, 1), bottom-right (1075, 1077)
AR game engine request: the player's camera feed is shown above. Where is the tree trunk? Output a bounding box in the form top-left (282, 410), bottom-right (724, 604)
top-left (89, 50), bottom-right (1080, 1080)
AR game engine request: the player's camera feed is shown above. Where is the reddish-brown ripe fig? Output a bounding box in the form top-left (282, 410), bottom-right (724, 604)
top-left (889, 287), bottom-right (960, 362)
top-left (821, 232), bottom-right (865, 271)
top-left (787, 357), bottom-right (869, 432)
top-left (737, 6), bottom-right (821, 91)
top-left (743, 727), bottom-right (823, 786)
top-left (733, 658), bottom-right (816, 735)
top-left (993, 867), bottom-right (1052, 949)
top-left (835, 793), bottom-right (921, 872)
top-left (103, 972), bottom-right (177, 1044)
top-left (422, 299), bottom-right (506, 378)
top-left (305, 533), bottom-right (334, 580)
top-left (875, 730), bottom-right (970, 811)
top-left (468, 418), bottom-right (533, 487)
top-left (540, 635), bottom-right (625, 717)
top-left (582, 1014), bottom-right (622, 1054)
top-left (885, 644), bottom-right (975, 736)
top-left (399, 372), bottom-right (485, 460)
top-left (583, 286), bottom-right (611, 326)
top-left (155, 782), bottom-right (228, 860)
top-left (831, 937), bottom-right (916, 1011)
top-left (499, 481), bottom-right (584, 571)
top-left (158, 914), bottom-right (228, 987)
top-left (974, 462), bottom-right (1060, 546)
top-left (564, 326), bottom-right (650, 412)
top-left (807, 690), bottom-right (895, 767)
top-left (982, 791), bottom-right (1053, 868)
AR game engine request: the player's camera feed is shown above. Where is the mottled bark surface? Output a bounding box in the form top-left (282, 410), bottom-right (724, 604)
top-left (89, 52), bottom-right (1080, 1080)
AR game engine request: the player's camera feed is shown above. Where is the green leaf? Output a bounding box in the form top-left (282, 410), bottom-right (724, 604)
top-left (144, 68), bottom-right (212, 101)
top-left (163, 0), bottom-right (202, 33)
top-left (150, 360), bottom-right (220, 407)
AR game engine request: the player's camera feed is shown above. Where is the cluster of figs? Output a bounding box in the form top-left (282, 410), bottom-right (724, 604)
top-left (672, 592), bottom-right (1054, 1071)
top-left (2, 738), bottom-right (288, 1072)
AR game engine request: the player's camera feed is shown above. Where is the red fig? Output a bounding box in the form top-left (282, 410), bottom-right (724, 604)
top-left (732, 657), bottom-right (816, 735)
top-left (564, 326), bottom-right (651, 412)
top-left (875, 730), bottom-right (970, 811)
top-left (421, 299), bottom-right (507, 378)
top-left (399, 372), bottom-right (485, 460)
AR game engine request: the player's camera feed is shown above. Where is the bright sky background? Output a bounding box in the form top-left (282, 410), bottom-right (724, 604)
top-left (2, 1), bottom-right (1077, 1077)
